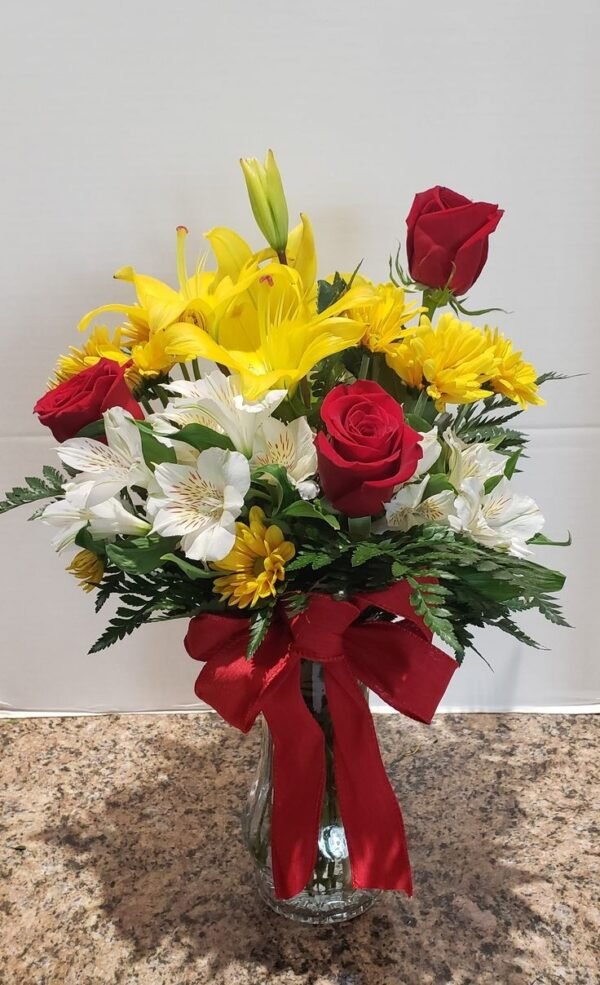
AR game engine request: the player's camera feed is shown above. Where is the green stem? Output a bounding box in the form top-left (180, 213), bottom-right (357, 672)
top-left (139, 394), bottom-right (153, 415)
top-left (155, 386), bottom-right (169, 408)
top-left (371, 353), bottom-right (382, 384)
top-left (358, 351), bottom-right (370, 380)
top-left (191, 358), bottom-right (201, 380)
top-left (422, 289), bottom-right (438, 322)
top-left (180, 363), bottom-right (191, 381)
top-left (299, 376), bottom-right (311, 410)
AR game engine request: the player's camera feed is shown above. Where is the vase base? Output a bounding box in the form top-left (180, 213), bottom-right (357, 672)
top-left (253, 872), bottom-right (379, 925)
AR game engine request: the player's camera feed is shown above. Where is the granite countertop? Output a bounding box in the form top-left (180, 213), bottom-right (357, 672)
top-left (0, 713), bottom-right (598, 985)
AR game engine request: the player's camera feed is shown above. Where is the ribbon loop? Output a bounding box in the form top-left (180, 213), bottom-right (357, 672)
top-left (185, 585), bottom-right (457, 899)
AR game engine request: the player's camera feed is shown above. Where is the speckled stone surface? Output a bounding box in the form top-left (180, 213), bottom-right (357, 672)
top-left (1, 713), bottom-right (598, 985)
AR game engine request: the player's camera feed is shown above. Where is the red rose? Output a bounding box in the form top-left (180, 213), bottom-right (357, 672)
top-left (315, 381), bottom-right (423, 517)
top-left (34, 358), bottom-right (143, 442)
top-left (406, 186), bottom-right (503, 297)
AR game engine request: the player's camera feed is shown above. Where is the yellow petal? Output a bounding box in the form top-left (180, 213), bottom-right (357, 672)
top-left (205, 227), bottom-right (253, 286)
top-left (164, 323), bottom-right (236, 367)
top-left (286, 213), bottom-right (317, 293)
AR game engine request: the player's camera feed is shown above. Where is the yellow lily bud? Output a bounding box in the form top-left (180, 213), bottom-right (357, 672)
top-left (240, 149), bottom-right (289, 255)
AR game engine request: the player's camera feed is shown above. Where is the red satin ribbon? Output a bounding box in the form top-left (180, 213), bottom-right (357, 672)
top-left (184, 583), bottom-right (457, 899)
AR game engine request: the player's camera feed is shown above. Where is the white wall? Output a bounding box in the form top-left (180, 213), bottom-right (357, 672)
top-left (0, 0), bottom-right (598, 713)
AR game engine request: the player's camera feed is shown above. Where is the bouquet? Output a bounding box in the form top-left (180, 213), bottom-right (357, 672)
top-left (1, 152), bottom-right (569, 922)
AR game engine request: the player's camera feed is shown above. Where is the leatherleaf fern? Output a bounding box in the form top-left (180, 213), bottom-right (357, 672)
top-left (89, 520), bottom-right (568, 664)
top-left (282, 523), bottom-right (569, 664)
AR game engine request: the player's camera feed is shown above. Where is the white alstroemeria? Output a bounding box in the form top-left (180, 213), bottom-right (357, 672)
top-left (148, 447), bottom-right (250, 561)
top-left (383, 476), bottom-right (456, 532)
top-left (444, 429), bottom-right (506, 491)
top-left (41, 482), bottom-right (151, 552)
top-left (414, 428), bottom-right (442, 478)
top-left (56, 407), bottom-right (153, 507)
top-left (150, 405), bottom-right (227, 434)
top-left (449, 477), bottom-right (544, 558)
top-left (163, 366), bottom-right (286, 456)
top-left (251, 417), bottom-right (319, 500)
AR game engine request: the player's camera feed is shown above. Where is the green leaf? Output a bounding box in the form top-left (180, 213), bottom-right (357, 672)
top-left (405, 413), bottom-right (433, 433)
top-left (42, 465), bottom-right (65, 485)
top-left (484, 473), bottom-right (504, 495)
top-left (536, 370), bottom-right (576, 386)
top-left (76, 419), bottom-right (105, 439)
top-left (252, 465), bottom-right (297, 510)
top-left (529, 532), bottom-right (572, 547)
top-left (247, 605), bottom-right (274, 659)
top-left (278, 500), bottom-right (340, 530)
top-left (106, 536), bottom-right (178, 574)
top-left (137, 425), bottom-right (177, 469)
top-left (160, 553), bottom-right (216, 580)
top-left (409, 584), bottom-right (463, 656)
top-left (503, 450), bottom-right (521, 479)
top-left (424, 474), bottom-right (454, 497)
top-left (316, 262), bottom-right (362, 315)
top-left (317, 272), bottom-right (348, 314)
top-left (351, 541), bottom-right (391, 566)
top-left (173, 424), bottom-right (234, 452)
top-left (0, 467), bottom-right (66, 515)
top-left (287, 550), bottom-right (333, 571)
top-left (348, 516), bottom-right (371, 542)
top-left (74, 527), bottom-right (106, 556)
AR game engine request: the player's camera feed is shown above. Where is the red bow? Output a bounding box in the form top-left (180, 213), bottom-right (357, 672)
top-left (185, 583), bottom-right (457, 899)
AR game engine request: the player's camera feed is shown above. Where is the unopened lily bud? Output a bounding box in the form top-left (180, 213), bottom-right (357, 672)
top-left (240, 149), bottom-right (289, 255)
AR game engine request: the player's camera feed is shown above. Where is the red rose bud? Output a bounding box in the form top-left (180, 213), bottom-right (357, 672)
top-left (34, 358), bottom-right (143, 442)
top-left (406, 186), bottom-right (503, 297)
top-left (316, 381), bottom-right (423, 517)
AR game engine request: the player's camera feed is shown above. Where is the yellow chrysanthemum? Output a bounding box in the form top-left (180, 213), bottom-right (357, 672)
top-left (49, 326), bottom-right (130, 387)
top-left (349, 279), bottom-right (423, 355)
top-left (386, 313), bottom-right (499, 411)
top-left (212, 506), bottom-right (295, 609)
top-left (66, 549), bottom-right (104, 593)
top-left (484, 328), bottom-right (545, 409)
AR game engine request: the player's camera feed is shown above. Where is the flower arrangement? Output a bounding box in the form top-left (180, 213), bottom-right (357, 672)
top-left (1, 152), bottom-right (569, 917)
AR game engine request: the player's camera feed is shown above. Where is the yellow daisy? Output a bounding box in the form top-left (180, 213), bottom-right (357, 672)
top-left (386, 313), bottom-right (499, 411)
top-left (66, 549), bottom-right (104, 593)
top-left (484, 328), bottom-right (545, 409)
top-left (350, 279), bottom-right (423, 355)
top-left (211, 506), bottom-right (295, 609)
top-left (50, 326), bottom-right (129, 387)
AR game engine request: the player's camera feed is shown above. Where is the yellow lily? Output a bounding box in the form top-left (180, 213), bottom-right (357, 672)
top-left (240, 150), bottom-right (289, 254)
top-left (166, 263), bottom-right (373, 400)
top-left (77, 226), bottom-right (214, 344)
top-left (284, 213), bottom-right (317, 295)
top-left (77, 227), bottom-right (261, 377)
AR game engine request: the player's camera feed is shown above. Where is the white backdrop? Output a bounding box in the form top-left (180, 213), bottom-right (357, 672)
top-left (0, 0), bottom-right (598, 714)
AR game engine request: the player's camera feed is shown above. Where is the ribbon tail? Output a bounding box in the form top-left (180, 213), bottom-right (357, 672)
top-left (324, 662), bottom-right (413, 895)
top-left (261, 661), bottom-right (326, 900)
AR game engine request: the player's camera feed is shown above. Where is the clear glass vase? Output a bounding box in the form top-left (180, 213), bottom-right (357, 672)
top-left (244, 659), bottom-right (379, 924)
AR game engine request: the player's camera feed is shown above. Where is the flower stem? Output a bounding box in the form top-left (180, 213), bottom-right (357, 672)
top-left (277, 249), bottom-right (288, 265)
top-left (180, 363), bottom-right (191, 381)
top-left (358, 351), bottom-right (370, 380)
top-left (139, 394), bottom-right (154, 415)
top-left (299, 376), bottom-right (311, 410)
top-left (191, 358), bottom-right (201, 380)
top-left (423, 289), bottom-right (439, 321)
